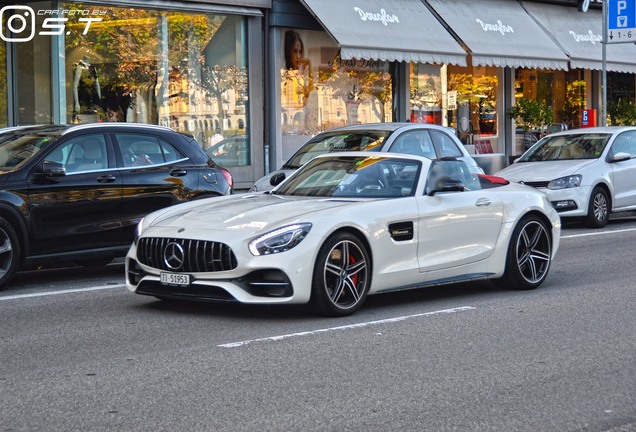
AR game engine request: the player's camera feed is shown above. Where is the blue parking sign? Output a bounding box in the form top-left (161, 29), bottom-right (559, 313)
top-left (609, 0), bottom-right (636, 30)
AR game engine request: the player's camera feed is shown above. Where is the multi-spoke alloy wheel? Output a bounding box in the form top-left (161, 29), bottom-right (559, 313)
top-left (311, 232), bottom-right (371, 316)
top-left (585, 187), bottom-right (609, 228)
top-left (0, 218), bottom-right (20, 290)
top-left (514, 220), bottom-right (551, 284)
top-left (495, 215), bottom-right (552, 291)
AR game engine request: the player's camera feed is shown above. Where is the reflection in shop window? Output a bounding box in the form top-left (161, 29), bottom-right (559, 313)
top-left (409, 63), bottom-right (442, 125)
top-left (447, 66), bottom-right (499, 153)
top-left (280, 29), bottom-right (391, 160)
top-left (62, 4), bottom-right (250, 166)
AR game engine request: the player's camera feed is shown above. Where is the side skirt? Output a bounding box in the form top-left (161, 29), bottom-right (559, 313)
top-left (374, 273), bottom-right (495, 294)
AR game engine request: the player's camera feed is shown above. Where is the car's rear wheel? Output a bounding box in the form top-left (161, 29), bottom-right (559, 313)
top-left (496, 215), bottom-right (552, 290)
top-left (310, 232), bottom-right (371, 317)
top-left (584, 186), bottom-right (609, 228)
top-left (0, 218), bottom-right (21, 290)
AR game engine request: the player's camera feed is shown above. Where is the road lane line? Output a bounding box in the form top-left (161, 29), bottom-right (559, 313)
top-left (218, 306), bottom-right (476, 348)
top-left (562, 227), bottom-right (636, 239)
top-left (0, 283), bottom-right (126, 301)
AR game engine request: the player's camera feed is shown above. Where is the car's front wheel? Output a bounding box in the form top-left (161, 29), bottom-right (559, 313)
top-left (310, 232), bottom-right (371, 317)
top-left (495, 215), bottom-right (552, 290)
top-left (584, 186), bottom-right (610, 228)
top-left (0, 218), bottom-right (21, 290)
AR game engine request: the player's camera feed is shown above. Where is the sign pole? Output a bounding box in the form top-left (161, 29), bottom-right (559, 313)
top-left (602, 0), bottom-right (607, 127)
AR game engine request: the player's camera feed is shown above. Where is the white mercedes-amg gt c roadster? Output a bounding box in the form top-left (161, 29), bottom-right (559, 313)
top-left (127, 153), bottom-right (560, 316)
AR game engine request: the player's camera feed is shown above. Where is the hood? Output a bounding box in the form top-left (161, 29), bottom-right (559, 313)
top-left (251, 169), bottom-right (296, 192)
top-left (497, 160), bottom-right (596, 182)
top-left (149, 193), bottom-right (356, 237)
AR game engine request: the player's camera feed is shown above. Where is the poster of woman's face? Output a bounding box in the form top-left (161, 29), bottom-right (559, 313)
top-left (284, 30), bottom-right (309, 72)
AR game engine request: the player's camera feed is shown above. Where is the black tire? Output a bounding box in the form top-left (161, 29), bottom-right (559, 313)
top-left (584, 186), bottom-right (610, 228)
top-left (0, 217), bottom-right (21, 290)
top-left (495, 215), bottom-right (552, 291)
top-left (310, 232), bottom-right (371, 317)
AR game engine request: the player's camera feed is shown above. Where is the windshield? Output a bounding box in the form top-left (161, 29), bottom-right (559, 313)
top-left (518, 133), bottom-right (610, 162)
top-left (276, 156), bottom-right (421, 198)
top-left (284, 130), bottom-right (392, 169)
top-left (0, 132), bottom-right (59, 170)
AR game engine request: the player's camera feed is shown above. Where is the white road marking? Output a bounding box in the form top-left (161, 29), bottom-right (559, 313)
top-left (0, 283), bottom-right (126, 301)
top-left (562, 227), bottom-right (636, 239)
top-left (218, 306), bottom-right (476, 348)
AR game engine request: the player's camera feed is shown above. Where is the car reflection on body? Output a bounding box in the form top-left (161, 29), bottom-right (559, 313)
top-left (0, 123), bottom-right (233, 290)
top-left (127, 152), bottom-right (560, 316)
top-left (250, 123), bottom-right (483, 192)
top-left (497, 126), bottom-right (636, 228)
top-left (205, 135), bottom-right (249, 167)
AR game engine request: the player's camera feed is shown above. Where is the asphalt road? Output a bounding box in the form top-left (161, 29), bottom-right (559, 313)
top-left (1, 215), bottom-right (635, 431)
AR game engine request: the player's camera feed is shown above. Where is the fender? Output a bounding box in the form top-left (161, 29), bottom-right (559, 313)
top-left (0, 200), bottom-right (30, 258)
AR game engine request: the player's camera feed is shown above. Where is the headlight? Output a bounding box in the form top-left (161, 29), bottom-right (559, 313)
top-left (249, 223), bottom-right (312, 256)
top-left (134, 218), bottom-right (145, 245)
top-left (548, 175), bottom-right (581, 190)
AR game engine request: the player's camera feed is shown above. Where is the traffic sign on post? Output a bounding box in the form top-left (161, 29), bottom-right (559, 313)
top-left (607, 0), bottom-right (636, 43)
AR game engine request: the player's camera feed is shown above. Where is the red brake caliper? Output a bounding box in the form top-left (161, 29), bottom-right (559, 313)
top-left (349, 255), bottom-right (358, 286)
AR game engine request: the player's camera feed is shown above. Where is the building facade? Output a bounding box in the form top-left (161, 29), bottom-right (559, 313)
top-left (1, 0), bottom-right (635, 184)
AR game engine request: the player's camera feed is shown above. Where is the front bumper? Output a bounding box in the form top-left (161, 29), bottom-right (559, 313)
top-left (125, 236), bottom-right (318, 305)
top-left (540, 185), bottom-right (593, 217)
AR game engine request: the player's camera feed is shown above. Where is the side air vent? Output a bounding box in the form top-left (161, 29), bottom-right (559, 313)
top-left (388, 222), bottom-right (413, 241)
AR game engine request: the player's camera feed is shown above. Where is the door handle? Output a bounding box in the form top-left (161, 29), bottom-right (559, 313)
top-left (96, 175), bottom-right (116, 183)
top-left (475, 198), bottom-right (491, 207)
top-left (170, 169), bottom-right (187, 177)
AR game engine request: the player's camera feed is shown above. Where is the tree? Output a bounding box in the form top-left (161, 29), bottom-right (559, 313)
top-left (506, 98), bottom-right (554, 132)
top-left (608, 98), bottom-right (636, 126)
top-left (560, 80), bottom-right (586, 128)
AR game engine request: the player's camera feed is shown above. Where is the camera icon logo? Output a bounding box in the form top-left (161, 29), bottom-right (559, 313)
top-left (0, 5), bottom-right (36, 42)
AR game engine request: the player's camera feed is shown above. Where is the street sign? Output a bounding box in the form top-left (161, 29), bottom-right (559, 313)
top-left (607, 0), bottom-right (636, 43)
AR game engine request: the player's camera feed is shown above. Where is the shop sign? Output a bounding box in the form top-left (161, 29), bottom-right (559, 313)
top-left (475, 18), bottom-right (514, 35)
top-left (353, 7), bottom-right (399, 26)
top-left (447, 91), bottom-right (457, 111)
top-left (329, 53), bottom-right (384, 70)
top-left (569, 29), bottom-right (603, 43)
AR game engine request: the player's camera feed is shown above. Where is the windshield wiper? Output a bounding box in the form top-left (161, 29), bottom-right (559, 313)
top-left (280, 163), bottom-right (298, 169)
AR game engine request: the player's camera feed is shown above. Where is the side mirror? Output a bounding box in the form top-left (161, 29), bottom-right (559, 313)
top-left (609, 152), bottom-right (631, 163)
top-left (428, 177), bottom-right (465, 196)
top-left (270, 172), bottom-right (286, 187)
top-left (38, 160), bottom-right (66, 177)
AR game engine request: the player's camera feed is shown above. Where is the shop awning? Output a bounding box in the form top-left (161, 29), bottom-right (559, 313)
top-left (298, 0), bottom-right (467, 66)
top-left (523, 2), bottom-right (636, 73)
top-left (426, 0), bottom-right (569, 70)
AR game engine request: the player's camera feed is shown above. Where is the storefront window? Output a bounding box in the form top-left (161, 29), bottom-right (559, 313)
top-left (409, 63), bottom-right (443, 125)
top-left (514, 69), bottom-right (583, 154)
top-left (608, 72), bottom-right (636, 126)
top-left (280, 29), bottom-right (391, 160)
top-left (62, 4), bottom-right (249, 165)
top-left (447, 65), bottom-right (499, 154)
top-left (12, 1), bottom-right (53, 125)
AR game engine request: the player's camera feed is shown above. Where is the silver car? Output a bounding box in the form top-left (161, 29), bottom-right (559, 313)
top-left (251, 123), bottom-right (483, 191)
top-left (497, 126), bottom-right (636, 228)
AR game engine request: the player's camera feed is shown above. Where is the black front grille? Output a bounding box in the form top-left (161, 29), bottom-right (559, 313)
top-left (137, 237), bottom-right (237, 272)
top-left (521, 181), bottom-right (549, 188)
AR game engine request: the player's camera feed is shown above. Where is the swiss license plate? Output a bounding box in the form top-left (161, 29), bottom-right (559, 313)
top-left (160, 272), bottom-right (191, 287)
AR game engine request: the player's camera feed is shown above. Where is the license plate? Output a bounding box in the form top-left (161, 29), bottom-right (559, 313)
top-left (160, 272), bottom-right (190, 287)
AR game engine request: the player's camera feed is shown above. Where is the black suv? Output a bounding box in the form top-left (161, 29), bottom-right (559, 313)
top-left (0, 123), bottom-right (233, 289)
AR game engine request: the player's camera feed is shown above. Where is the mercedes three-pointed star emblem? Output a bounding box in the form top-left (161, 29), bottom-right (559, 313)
top-left (163, 242), bottom-right (185, 270)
